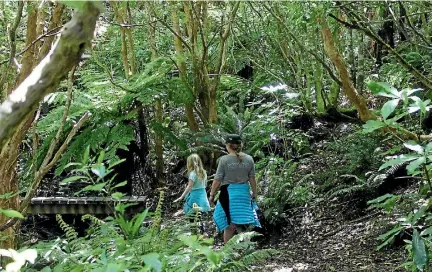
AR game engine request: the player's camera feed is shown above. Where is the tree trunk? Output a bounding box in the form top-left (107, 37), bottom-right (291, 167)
top-left (314, 63), bottom-right (325, 113)
top-left (0, 1), bottom-right (101, 248)
top-left (37, 3), bottom-right (65, 63)
top-left (321, 19), bottom-right (375, 121)
top-left (17, 4), bottom-right (38, 85)
top-left (171, 3), bottom-right (199, 132)
top-left (111, 1), bottom-right (130, 79)
top-left (147, 6), bottom-right (164, 183)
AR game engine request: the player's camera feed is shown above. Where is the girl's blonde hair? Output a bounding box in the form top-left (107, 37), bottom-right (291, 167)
top-left (187, 154), bottom-right (207, 181)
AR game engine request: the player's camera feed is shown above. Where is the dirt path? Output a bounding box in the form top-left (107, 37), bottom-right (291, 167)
top-left (254, 206), bottom-right (405, 272)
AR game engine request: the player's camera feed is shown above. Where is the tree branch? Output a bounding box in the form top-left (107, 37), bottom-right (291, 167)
top-left (20, 112), bottom-right (90, 216)
top-left (265, 4), bottom-right (342, 87)
top-left (41, 66), bottom-right (76, 167)
top-left (0, 2), bottom-right (101, 152)
top-left (334, 5), bottom-right (432, 90)
top-left (8, 1), bottom-right (24, 67)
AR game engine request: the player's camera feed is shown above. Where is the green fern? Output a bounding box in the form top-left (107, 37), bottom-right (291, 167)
top-left (82, 214), bottom-right (105, 227)
top-left (151, 190), bottom-right (165, 236)
top-left (56, 214), bottom-right (78, 241)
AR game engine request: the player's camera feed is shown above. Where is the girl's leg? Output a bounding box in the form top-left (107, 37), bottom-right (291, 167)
top-left (223, 224), bottom-right (236, 243)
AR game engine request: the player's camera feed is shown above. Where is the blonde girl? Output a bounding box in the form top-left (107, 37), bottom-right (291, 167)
top-left (174, 154), bottom-right (211, 216)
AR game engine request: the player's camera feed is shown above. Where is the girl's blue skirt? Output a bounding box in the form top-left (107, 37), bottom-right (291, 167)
top-left (184, 188), bottom-right (211, 215)
top-left (213, 183), bottom-right (261, 231)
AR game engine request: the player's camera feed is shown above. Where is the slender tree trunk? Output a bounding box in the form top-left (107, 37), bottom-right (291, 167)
top-left (321, 19), bottom-right (375, 121)
top-left (314, 63), bottom-right (325, 113)
top-left (17, 4), bottom-right (38, 85)
top-left (171, 3), bottom-right (199, 132)
top-left (37, 3), bottom-right (65, 63)
top-left (0, 3), bottom-right (38, 249)
top-left (111, 1), bottom-right (130, 79)
top-left (147, 7), bottom-right (164, 183)
top-left (356, 34), bottom-right (365, 94)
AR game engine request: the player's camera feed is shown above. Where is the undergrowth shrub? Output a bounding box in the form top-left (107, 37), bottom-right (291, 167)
top-left (317, 132), bottom-right (380, 193)
top-left (258, 156), bottom-right (314, 226)
top-left (26, 191), bottom-right (274, 272)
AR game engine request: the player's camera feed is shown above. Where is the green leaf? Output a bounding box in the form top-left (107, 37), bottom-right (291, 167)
top-left (91, 164), bottom-right (106, 178)
top-left (367, 194), bottom-right (395, 204)
top-left (82, 182), bottom-right (107, 192)
top-left (0, 191), bottom-right (19, 199)
top-left (141, 253), bottom-right (162, 272)
top-left (97, 150), bottom-right (105, 164)
top-left (381, 99), bottom-right (400, 120)
top-left (131, 209), bottom-right (148, 237)
top-left (112, 181), bottom-right (127, 189)
top-left (108, 159), bottom-right (126, 169)
top-left (362, 120), bottom-right (386, 133)
top-left (0, 209), bottom-right (24, 219)
top-left (413, 229), bottom-right (429, 271)
top-left (379, 155), bottom-right (417, 170)
top-left (425, 142), bottom-right (432, 153)
top-left (111, 192), bottom-right (124, 200)
top-left (207, 251), bottom-right (222, 265)
top-left (407, 157), bottom-right (426, 174)
top-left (377, 226), bottom-right (403, 250)
top-left (404, 142), bottom-right (424, 154)
top-left (82, 146), bottom-right (90, 164)
top-left (413, 205), bottom-right (428, 224)
top-left (367, 81), bottom-right (399, 98)
top-left (60, 176), bottom-right (87, 184)
top-left (420, 226), bottom-right (432, 236)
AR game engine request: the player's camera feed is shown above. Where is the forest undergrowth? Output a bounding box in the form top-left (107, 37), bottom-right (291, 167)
top-left (2, 1), bottom-right (432, 272)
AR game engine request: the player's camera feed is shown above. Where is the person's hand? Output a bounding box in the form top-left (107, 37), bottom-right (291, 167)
top-left (209, 195), bottom-right (214, 205)
top-left (251, 192), bottom-right (256, 200)
top-left (173, 197), bottom-right (182, 203)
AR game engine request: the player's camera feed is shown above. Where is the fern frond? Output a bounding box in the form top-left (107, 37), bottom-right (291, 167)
top-left (240, 249), bottom-right (278, 266)
top-left (151, 190), bottom-right (165, 236)
top-left (56, 214), bottom-right (78, 241)
top-left (82, 214), bottom-right (105, 227)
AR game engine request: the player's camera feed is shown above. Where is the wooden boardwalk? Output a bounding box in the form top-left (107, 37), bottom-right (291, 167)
top-left (27, 196), bottom-right (147, 215)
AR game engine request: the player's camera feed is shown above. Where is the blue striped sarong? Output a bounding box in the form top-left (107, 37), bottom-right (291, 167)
top-left (184, 188), bottom-right (211, 215)
top-left (213, 183), bottom-right (261, 231)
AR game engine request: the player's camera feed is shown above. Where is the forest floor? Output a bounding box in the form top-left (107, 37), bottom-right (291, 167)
top-left (253, 205), bottom-right (405, 272)
top-left (169, 196), bottom-right (406, 272)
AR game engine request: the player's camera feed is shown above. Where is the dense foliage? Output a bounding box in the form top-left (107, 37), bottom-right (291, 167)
top-left (1, 1), bottom-right (432, 271)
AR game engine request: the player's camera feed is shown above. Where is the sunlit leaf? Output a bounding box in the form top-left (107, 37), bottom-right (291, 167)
top-left (82, 182), bottom-right (107, 192)
top-left (111, 192), bottom-right (124, 200)
top-left (0, 209), bottom-right (24, 219)
top-left (91, 164), bottom-right (106, 178)
top-left (381, 99), bottom-right (400, 120)
top-left (367, 81), bottom-right (399, 98)
top-left (379, 155), bottom-right (417, 170)
top-left (112, 181), bottom-right (127, 189)
top-left (404, 142), bottom-right (424, 154)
